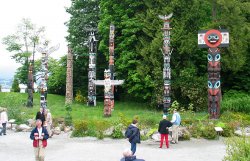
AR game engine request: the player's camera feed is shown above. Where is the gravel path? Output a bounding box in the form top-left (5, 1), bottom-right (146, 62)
top-left (0, 130), bottom-right (226, 161)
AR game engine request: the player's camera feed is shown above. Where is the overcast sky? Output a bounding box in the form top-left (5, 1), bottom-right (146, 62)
top-left (0, 0), bottom-right (71, 79)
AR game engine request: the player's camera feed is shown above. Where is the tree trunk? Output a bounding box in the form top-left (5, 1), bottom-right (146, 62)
top-left (65, 47), bottom-right (74, 104)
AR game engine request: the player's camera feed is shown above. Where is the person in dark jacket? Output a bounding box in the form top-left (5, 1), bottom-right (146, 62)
top-left (30, 119), bottom-right (49, 161)
top-left (125, 120), bottom-right (141, 155)
top-left (158, 115), bottom-right (172, 148)
top-left (36, 107), bottom-right (45, 126)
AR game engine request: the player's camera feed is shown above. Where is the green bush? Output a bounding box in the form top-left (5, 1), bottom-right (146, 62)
top-left (118, 113), bottom-right (131, 127)
top-left (223, 136), bottom-right (250, 161)
top-left (111, 123), bottom-right (124, 139)
top-left (202, 123), bottom-right (217, 140)
top-left (221, 90), bottom-right (250, 113)
top-left (146, 128), bottom-right (158, 137)
top-left (75, 90), bottom-right (87, 104)
top-left (72, 120), bottom-right (89, 137)
top-left (94, 120), bottom-right (110, 139)
top-left (189, 122), bottom-right (204, 138)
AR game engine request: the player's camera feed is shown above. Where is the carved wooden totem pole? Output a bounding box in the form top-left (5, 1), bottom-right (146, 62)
top-left (109, 24), bottom-right (115, 110)
top-left (159, 13), bottom-right (173, 114)
top-left (37, 44), bottom-right (59, 109)
top-left (94, 69), bottom-right (124, 117)
top-left (65, 47), bottom-right (73, 104)
top-left (198, 29), bottom-right (229, 119)
top-left (27, 61), bottom-right (34, 107)
top-left (87, 32), bottom-right (98, 106)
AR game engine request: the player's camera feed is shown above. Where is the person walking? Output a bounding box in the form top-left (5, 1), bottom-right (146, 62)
top-left (36, 107), bottom-right (45, 126)
top-left (158, 115), bottom-right (172, 148)
top-left (45, 109), bottom-right (53, 137)
top-left (125, 120), bottom-right (141, 155)
top-left (30, 119), bottom-right (49, 161)
top-left (0, 108), bottom-right (8, 136)
top-left (171, 109), bottom-right (181, 144)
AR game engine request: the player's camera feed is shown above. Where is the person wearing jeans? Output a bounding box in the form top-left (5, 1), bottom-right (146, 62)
top-left (171, 109), bottom-right (181, 144)
top-left (158, 115), bottom-right (172, 148)
top-left (126, 120), bottom-right (141, 155)
top-left (0, 108), bottom-right (8, 136)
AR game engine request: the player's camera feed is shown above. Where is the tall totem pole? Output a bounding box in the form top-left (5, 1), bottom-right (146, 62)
top-left (109, 24), bottom-right (115, 110)
top-left (37, 44), bottom-right (60, 109)
top-left (198, 29), bottom-right (229, 119)
top-left (65, 47), bottom-right (74, 104)
top-left (27, 60), bottom-right (34, 107)
top-left (87, 31), bottom-right (98, 106)
top-left (94, 69), bottom-right (124, 117)
top-left (159, 13), bottom-right (173, 114)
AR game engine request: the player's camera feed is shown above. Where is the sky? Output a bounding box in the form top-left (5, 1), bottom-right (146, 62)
top-left (0, 0), bottom-right (71, 79)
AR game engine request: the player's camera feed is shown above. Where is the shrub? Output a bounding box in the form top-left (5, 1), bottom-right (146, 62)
top-left (202, 123), bottom-right (217, 140)
top-left (118, 113), bottom-right (131, 127)
top-left (189, 122), bottom-right (204, 138)
top-left (223, 136), bottom-right (250, 161)
top-left (72, 120), bottom-right (89, 137)
top-left (75, 90), bottom-right (87, 104)
top-left (94, 120), bottom-right (110, 139)
top-left (221, 90), bottom-right (250, 113)
top-left (111, 123), bottom-right (124, 139)
top-left (146, 128), bottom-right (158, 137)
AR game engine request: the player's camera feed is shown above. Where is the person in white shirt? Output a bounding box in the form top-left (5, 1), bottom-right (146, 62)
top-left (0, 108), bottom-right (8, 136)
top-left (44, 109), bottom-right (53, 137)
top-left (171, 109), bottom-right (181, 144)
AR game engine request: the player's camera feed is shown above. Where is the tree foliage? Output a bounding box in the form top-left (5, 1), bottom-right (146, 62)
top-left (64, 0), bottom-right (250, 110)
top-left (11, 76), bottom-right (20, 92)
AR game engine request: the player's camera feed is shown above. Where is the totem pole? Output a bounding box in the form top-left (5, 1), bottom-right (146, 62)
top-left (109, 24), bottom-right (115, 110)
top-left (37, 44), bottom-right (60, 109)
top-left (94, 69), bottom-right (124, 117)
top-left (65, 47), bottom-right (74, 104)
top-left (87, 31), bottom-right (98, 106)
top-left (198, 29), bottom-right (229, 119)
top-left (27, 61), bottom-right (34, 107)
top-left (159, 13), bottom-right (173, 114)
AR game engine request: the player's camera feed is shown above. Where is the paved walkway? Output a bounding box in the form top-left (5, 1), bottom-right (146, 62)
top-left (0, 131), bottom-right (226, 161)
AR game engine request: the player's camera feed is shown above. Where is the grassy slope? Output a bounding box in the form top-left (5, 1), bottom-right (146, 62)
top-left (0, 92), bottom-right (206, 124)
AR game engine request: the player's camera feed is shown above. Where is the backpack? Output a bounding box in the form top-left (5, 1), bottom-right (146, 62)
top-left (125, 127), bottom-right (132, 138)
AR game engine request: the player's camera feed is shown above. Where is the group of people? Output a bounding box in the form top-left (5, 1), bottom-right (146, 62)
top-left (0, 107), bottom-right (8, 136)
top-left (123, 109), bottom-right (181, 161)
top-left (30, 107), bottom-right (53, 161)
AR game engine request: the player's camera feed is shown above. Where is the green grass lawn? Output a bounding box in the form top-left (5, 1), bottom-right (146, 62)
top-left (0, 92), bottom-right (207, 126)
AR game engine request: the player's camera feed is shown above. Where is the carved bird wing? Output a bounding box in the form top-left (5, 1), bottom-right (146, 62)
top-left (111, 80), bottom-right (124, 86)
top-left (159, 13), bottom-right (173, 20)
top-left (48, 44), bottom-right (60, 54)
top-left (93, 80), bottom-right (105, 86)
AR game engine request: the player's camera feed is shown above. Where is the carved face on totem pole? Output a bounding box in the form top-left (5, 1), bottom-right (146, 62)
top-left (208, 48), bottom-right (221, 72)
top-left (208, 80), bottom-right (220, 96)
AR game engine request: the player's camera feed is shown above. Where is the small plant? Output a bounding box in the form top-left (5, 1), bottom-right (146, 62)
top-left (146, 128), bottom-right (158, 137)
top-left (202, 123), bottom-right (217, 140)
top-left (95, 120), bottom-right (109, 139)
top-left (72, 120), bottom-right (88, 137)
top-left (223, 136), bottom-right (250, 161)
top-left (75, 90), bottom-right (87, 104)
top-left (112, 122), bottom-right (124, 139)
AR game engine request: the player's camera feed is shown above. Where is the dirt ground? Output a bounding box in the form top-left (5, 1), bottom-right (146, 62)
top-left (0, 130), bottom-right (226, 161)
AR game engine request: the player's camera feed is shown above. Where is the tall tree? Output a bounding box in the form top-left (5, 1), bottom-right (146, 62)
top-left (66, 0), bottom-right (101, 97)
top-left (2, 18), bottom-right (46, 107)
